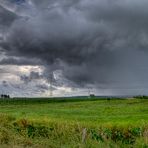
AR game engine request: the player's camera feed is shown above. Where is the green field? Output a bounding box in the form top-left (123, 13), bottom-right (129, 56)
top-left (0, 98), bottom-right (148, 147)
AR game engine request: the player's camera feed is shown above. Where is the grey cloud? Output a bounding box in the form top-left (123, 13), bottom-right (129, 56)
top-left (2, 80), bottom-right (9, 87)
top-left (36, 84), bottom-right (56, 92)
top-left (20, 71), bottom-right (43, 83)
top-left (36, 84), bottom-right (49, 90)
top-left (0, 5), bottom-right (17, 26)
top-left (0, 57), bottom-right (43, 65)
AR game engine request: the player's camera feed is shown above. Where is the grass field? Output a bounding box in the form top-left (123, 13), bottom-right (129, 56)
top-left (0, 98), bottom-right (148, 147)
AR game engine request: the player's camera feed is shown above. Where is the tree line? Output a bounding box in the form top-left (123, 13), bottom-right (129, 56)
top-left (0, 94), bottom-right (10, 98)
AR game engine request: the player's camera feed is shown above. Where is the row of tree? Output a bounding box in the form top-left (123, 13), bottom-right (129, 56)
top-left (0, 94), bottom-right (10, 98)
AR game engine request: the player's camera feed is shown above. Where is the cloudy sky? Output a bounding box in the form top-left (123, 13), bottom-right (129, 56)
top-left (1, 0), bottom-right (148, 97)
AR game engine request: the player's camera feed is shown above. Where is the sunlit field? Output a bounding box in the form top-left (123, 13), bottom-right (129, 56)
top-left (0, 98), bottom-right (147, 147)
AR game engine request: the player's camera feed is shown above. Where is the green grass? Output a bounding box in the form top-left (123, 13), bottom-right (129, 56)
top-left (0, 98), bottom-right (148, 147)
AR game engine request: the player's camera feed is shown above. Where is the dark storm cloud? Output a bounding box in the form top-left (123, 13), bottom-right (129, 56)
top-left (1, 0), bottom-right (148, 94)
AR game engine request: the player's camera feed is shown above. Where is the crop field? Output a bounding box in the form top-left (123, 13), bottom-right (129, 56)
top-left (0, 98), bottom-right (148, 148)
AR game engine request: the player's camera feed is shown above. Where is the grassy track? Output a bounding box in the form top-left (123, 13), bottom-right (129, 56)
top-left (0, 98), bottom-right (148, 147)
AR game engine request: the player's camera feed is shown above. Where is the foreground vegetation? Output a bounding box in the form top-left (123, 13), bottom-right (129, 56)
top-left (0, 98), bottom-right (147, 147)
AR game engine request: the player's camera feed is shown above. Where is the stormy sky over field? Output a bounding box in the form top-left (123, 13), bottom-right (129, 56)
top-left (1, 0), bottom-right (148, 97)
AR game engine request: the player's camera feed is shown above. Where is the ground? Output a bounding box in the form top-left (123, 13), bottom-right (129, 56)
top-left (0, 98), bottom-right (147, 147)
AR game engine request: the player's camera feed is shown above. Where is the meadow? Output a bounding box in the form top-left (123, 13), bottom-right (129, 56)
top-left (0, 97), bottom-right (147, 147)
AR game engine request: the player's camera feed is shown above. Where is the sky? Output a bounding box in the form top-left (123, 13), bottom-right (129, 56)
top-left (1, 0), bottom-right (148, 97)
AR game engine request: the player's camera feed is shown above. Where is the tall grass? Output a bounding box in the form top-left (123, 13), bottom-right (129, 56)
top-left (0, 114), bottom-right (147, 147)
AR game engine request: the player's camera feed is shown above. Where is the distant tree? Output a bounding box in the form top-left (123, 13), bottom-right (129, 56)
top-left (0, 94), bottom-right (10, 99)
top-left (90, 94), bottom-right (95, 98)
